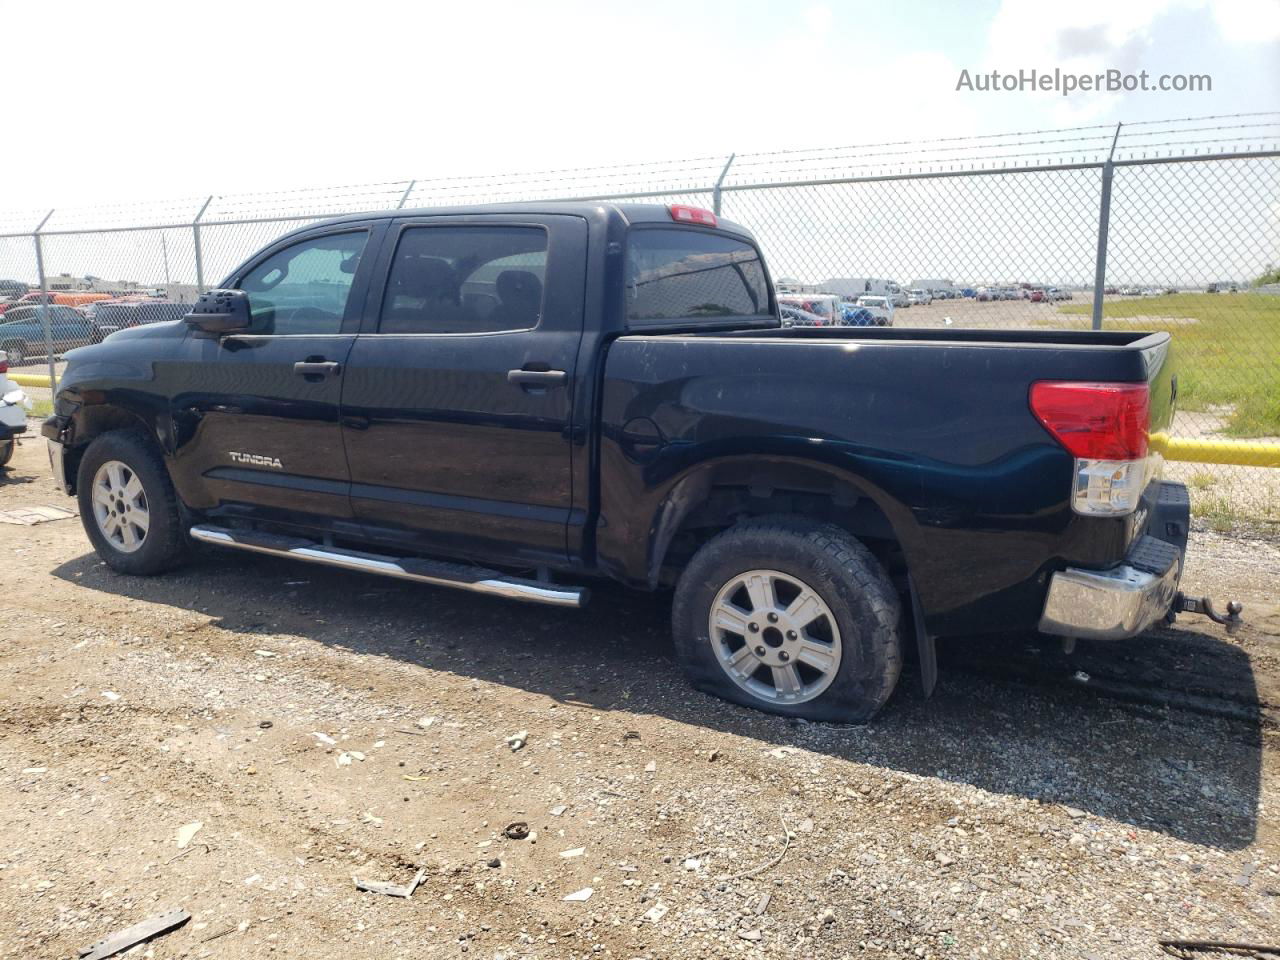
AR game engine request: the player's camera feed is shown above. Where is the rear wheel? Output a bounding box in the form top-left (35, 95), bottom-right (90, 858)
top-left (76, 430), bottom-right (188, 575)
top-left (0, 439), bottom-right (13, 468)
top-left (672, 517), bottom-right (903, 722)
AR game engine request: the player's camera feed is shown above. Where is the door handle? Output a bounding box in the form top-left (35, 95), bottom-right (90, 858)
top-left (293, 360), bottom-right (342, 377)
top-left (507, 368), bottom-right (567, 387)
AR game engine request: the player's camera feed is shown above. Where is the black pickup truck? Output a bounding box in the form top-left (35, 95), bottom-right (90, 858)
top-left (43, 202), bottom-right (1189, 721)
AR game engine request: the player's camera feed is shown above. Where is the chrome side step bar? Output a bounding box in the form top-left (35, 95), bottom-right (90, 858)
top-left (188, 524), bottom-right (588, 608)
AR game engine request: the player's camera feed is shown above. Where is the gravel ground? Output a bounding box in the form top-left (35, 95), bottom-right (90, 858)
top-left (1, 430), bottom-right (1279, 960)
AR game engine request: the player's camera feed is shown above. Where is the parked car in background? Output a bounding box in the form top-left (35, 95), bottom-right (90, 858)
top-left (1028, 288), bottom-right (1046, 303)
top-left (779, 304), bottom-right (828, 327)
top-left (840, 304), bottom-right (880, 327)
top-left (1141, 287), bottom-right (1162, 297)
top-left (0, 349), bottom-right (30, 468)
top-left (907, 289), bottom-right (932, 306)
top-left (1045, 288), bottom-right (1071, 302)
top-left (0, 280), bottom-right (29, 301)
top-left (1119, 285), bottom-right (1142, 296)
top-left (0, 304), bottom-right (94, 365)
top-left (777, 294), bottom-right (842, 327)
top-left (854, 295), bottom-right (895, 325)
top-left (90, 300), bottom-right (190, 342)
top-left (888, 289), bottom-right (910, 307)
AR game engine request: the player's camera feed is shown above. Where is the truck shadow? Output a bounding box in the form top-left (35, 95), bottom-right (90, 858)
top-left (53, 548), bottom-right (1264, 851)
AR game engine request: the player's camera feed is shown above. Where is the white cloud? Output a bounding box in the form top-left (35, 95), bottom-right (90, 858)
top-left (1208, 0), bottom-right (1280, 43)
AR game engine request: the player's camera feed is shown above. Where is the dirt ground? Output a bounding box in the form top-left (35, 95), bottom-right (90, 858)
top-left (2, 429), bottom-right (1280, 960)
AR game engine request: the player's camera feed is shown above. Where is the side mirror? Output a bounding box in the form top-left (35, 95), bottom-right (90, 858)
top-left (185, 289), bottom-right (251, 337)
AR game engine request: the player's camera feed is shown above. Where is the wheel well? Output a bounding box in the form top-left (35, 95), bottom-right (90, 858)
top-left (62, 405), bottom-right (157, 491)
top-left (654, 461), bottom-right (906, 587)
top-left (75, 404), bottom-right (152, 446)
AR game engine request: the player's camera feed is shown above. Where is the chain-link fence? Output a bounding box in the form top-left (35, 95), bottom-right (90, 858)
top-left (2, 115), bottom-right (1278, 524)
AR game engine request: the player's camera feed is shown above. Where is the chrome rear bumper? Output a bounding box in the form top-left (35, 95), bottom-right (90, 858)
top-left (1039, 482), bottom-right (1189, 641)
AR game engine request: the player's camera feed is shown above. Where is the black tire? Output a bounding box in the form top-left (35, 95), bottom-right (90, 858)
top-left (672, 516), bottom-right (902, 722)
top-left (0, 439), bottom-right (13, 468)
top-left (76, 429), bottom-right (188, 575)
top-left (2, 340), bottom-right (25, 367)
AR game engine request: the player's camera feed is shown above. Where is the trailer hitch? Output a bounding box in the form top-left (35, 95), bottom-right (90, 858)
top-left (1169, 592), bottom-right (1244, 635)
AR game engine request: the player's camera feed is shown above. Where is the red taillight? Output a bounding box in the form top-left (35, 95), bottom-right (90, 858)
top-left (1030, 381), bottom-right (1150, 460)
top-left (669, 205), bottom-right (717, 227)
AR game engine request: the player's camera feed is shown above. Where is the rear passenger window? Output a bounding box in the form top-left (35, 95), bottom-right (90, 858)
top-left (625, 228), bottom-right (771, 326)
top-left (379, 226), bottom-right (548, 334)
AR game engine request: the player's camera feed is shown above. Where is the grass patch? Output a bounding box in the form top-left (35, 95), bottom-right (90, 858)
top-left (1186, 469), bottom-right (1217, 493)
top-left (1055, 293), bottom-right (1280, 437)
top-left (27, 397), bottom-right (52, 419)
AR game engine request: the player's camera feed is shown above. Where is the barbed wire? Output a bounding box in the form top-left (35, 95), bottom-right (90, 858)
top-left (2, 114), bottom-right (1276, 233)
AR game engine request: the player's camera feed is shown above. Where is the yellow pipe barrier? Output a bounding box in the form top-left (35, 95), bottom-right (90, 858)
top-left (1150, 432), bottom-right (1280, 468)
top-left (6, 373), bottom-right (53, 388)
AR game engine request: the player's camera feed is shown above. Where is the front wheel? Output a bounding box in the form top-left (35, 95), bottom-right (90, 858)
top-left (672, 517), bottom-right (903, 722)
top-left (0, 439), bottom-right (13, 468)
top-left (76, 430), bottom-right (188, 575)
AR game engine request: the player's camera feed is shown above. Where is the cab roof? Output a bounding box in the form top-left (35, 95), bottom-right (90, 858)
top-left (308, 201), bottom-right (756, 242)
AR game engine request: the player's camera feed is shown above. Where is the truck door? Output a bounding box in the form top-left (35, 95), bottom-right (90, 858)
top-left (167, 224), bottom-right (381, 525)
top-left (340, 214), bottom-right (588, 566)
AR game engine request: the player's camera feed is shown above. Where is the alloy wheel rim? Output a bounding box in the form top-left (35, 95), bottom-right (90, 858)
top-left (91, 460), bottom-right (150, 553)
top-left (708, 569), bottom-right (842, 705)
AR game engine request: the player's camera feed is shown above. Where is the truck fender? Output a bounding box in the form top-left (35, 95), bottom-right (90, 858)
top-left (646, 470), bottom-right (712, 588)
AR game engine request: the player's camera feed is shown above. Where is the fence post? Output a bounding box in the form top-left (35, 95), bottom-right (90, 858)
top-left (712, 153), bottom-right (736, 216)
top-left (1091, 123), bottom-right (1122, 331)
top-left (32, 210), bottom-right (56, 394)
top-left (192, 195), bottom-right (213, 291)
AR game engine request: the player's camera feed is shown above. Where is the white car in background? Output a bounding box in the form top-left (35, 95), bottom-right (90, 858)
top-left (855, 295), bottom-right (896, 325)
top-left (907, 288), bottom-right (932, 305)
top-left (0, 349), bottom-right (31, 468)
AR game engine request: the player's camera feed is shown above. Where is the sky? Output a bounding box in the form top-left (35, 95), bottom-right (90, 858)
top-left (3, 0), bottom-right (1278, 212)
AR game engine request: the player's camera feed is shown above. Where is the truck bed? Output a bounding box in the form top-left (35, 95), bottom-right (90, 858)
top-left (595, 324), bottom-right (1176, 638)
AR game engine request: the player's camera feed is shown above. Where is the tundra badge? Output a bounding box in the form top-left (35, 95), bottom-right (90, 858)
top-left (229, 451), bottom-right (283, 469)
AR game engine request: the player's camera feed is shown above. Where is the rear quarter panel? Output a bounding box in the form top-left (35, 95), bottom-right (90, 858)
top-left (597, 332), bottom-right (1167, 637)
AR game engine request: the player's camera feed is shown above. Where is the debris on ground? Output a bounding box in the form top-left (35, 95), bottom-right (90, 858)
top-left (505, 730), bottom-right (528, 751)
top-left (0, 504), bottom-right (76, 525)
top-left (175, 821), bottom-right (203, 849)
top-left (641, 903), bottom-right (668, 923)
top-left (727, 812), bottom-right (791, 880)
top-left (562, 887), bottom-right (593, 902)
top-left (559, 846), bottom-right (585, 859)
top-left (503, 821), bottom-right (529, 840)
top-left (1158, 938), bottom-right (1280, 958)
top-left (79, 908), bottom-right (190, 960)
top-left (354, 867), bottom-right (426, 899)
